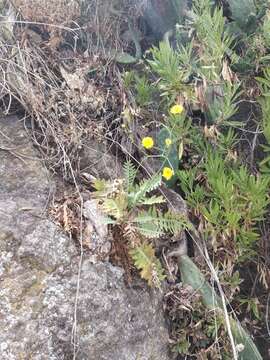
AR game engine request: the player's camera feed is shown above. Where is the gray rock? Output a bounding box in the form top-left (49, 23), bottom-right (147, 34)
top-left (0, 116), bottom-right (171, 360)
top-left (79, 138), bottom-right (123, 180)
top-left (83, 200), bottom-right (111, 262)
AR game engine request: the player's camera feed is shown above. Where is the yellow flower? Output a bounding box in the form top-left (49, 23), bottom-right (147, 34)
top-left (142, 136), bottom-right (154, 149)
top-left (165, 138), bottom-right (172, 147)
top-left (162, 167), bottom-right (174, 181)
top-left (170, 104), bottom-right (184, 115)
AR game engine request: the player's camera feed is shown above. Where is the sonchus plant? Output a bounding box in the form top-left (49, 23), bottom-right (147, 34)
top-left (93, 161), bottom-right (186, 287)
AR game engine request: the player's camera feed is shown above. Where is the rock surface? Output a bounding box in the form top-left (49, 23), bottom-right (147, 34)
top-left (0, 116), bottom-right (170, 360)
top-left (80, 138), bottom-right (123, 180)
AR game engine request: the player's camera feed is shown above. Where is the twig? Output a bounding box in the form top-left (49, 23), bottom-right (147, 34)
top-left (250, 124), bottom-right (260, 167)
top-left (266, 292), bottom-right (270, 338)
top-left (55, 143), bottom-right (84, 360)
top-left (187, 228), bottom-right (239, 360)
top-left (1, 20), bottom-right (80, 33)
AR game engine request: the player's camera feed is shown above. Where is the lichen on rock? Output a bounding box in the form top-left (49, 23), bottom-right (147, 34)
top-left (0, 115), bottom-right (171, 359)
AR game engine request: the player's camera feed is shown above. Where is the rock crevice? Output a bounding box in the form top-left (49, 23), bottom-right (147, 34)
top-left (0, 116), bottom-right (170, 360)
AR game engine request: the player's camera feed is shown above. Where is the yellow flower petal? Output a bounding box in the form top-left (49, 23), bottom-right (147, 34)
top-left (165, 138), bottom-right (172, 147)
top-left (170, 104), bottom-right (184, 115)
top-left (142, 136), bottom-right (154, 149)
top-left (162, 167), bottom-right (174, 181)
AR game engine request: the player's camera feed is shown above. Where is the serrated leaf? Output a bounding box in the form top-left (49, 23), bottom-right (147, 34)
top-left (130, 242), bottom-right (166, 287)
top-left (123, 160), bottom-right (137, 192)
top-left (101, 195), bottom-right (128, 220)
top-left (138, 195), bottom-right (165, 205)
top-left (134, 222), bottom-right (164, 239)
top-left (130, 174), bottom-right (162, 207)
top-left (133, 207), bottom-right (186, 238)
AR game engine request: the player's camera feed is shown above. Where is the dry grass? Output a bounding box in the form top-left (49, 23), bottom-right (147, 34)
top-left (4, 45), bottom-right (122, 178)
top-left (13, 0), bottom-right (80, 24)
top-left (10, 0), bottom-right (145, 54)
top-left (0, 0), bottom-right (139, 179)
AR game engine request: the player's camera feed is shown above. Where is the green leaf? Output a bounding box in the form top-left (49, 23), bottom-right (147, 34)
top-left (178, 255), bottom-right (263, 360)
top-left (130, 174), bottom-right (162, 208)
top-left (133, 207), bottom-right (186, 238)
top-left (101, 196), bottom-right (128, 220)
top-left (138, 195), bottom-right (165, 206)
top-left (130, 242), bottom-right (166, 287)
top-left (92, 178), bottom-right (107, 193)
top-left (227, 0), bottom-right (256, 32)
top-left (123, 160), bottom-right (137, 192)
top-left (134, 221), bottom-right (164, 239)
